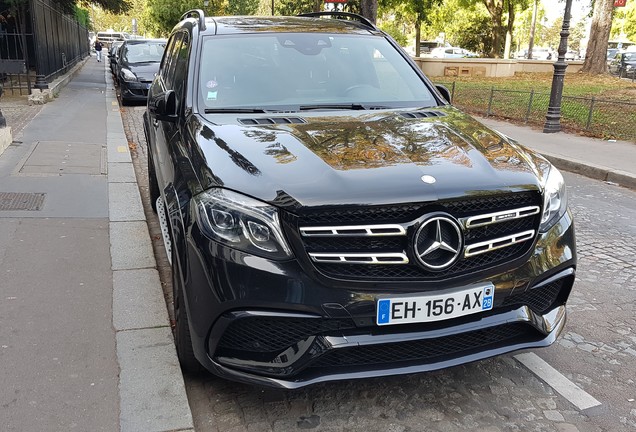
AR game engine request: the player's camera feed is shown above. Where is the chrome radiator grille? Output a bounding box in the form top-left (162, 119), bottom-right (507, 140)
top-left (296, 192), bottom-right (542, 281)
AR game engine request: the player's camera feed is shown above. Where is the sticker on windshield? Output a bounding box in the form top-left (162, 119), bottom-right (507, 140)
top-left (207, 91), bottom-right (218, 101)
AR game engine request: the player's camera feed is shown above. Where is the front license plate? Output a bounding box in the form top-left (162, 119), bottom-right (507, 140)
top-left (376, 284), bottom-right (494, 326)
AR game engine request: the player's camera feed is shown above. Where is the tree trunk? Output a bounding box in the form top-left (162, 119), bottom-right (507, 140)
top-left (504, 0), bottom-right (515, 59)
top-left (581, 0), bottom-right (614, 74)
top-left (415, 18), bottom-right (421, 57)
top-left (492, 22), bottom-right (504, 57)
top-left (527, 0), bottom-right (538, 59)
top-left (360, 0), bottom-right (378, 24)
top-left (483, 0), bottom-right (505, 57)
top-left (313, 0), bottom-right (322, 13)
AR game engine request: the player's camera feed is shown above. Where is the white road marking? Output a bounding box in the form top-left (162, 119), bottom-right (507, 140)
top-left (515, 352), bottom-right (602, 411)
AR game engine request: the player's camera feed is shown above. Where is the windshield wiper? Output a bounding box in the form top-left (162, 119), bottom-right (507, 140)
top-left (204, 108), bottom-right (268, 114)
top-left (299, 103), bottom-right (368, 111)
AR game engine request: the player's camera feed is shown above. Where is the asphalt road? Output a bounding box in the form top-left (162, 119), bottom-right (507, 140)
top-left (121, 103), bottom-right (636, 432)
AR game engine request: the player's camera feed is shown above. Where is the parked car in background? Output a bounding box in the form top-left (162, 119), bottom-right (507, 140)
top-left (609, 51), bottom-right (636, 77)
top-left (144, 11), bottom-right (576, 388)
top-left (431, 47), bottom-right (478, 58)
top-left (564, 50), bottom-right (579, 61)
top-left (419, 40), bottom-right (449, 55)
top-left (527, 47), bottom-right (553, 60)
top-left (108, 41), bottom-right (124, 76)
top-left (116, 39), bottom-right (167, 105)
top-left (96, 31), bottom-right (130, 48)
top-left (607, 48), bottom-right (620, 65)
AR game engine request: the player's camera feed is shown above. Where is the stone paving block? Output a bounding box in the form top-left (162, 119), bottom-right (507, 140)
top-left (107, 140), bottom-right (132, 163)
top-left (109, 182), bottom-right (145, 222)
top-left (544, 410), bottom-right (565, 422)
top-left (108, 162), bottom-right (137, 183)
top-left (556, 424), bottom-right (580, 432)
top-left (108, 131), bottom-right (128, 142)
top-left (113, 268), bottom-right (169, 331)
top-left (110, 221), bottom-right (156, 270)
top-left (117, 327), bottom-right (193, 432)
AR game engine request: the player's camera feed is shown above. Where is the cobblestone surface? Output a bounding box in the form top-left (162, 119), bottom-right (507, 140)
top-left (0, 95), bottom-right (44, 140)
top-left (120, 104), bottom-right (636, 432)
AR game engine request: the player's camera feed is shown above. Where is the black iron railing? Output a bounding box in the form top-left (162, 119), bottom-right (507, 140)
top-left (436, 81), bottom-right (636, 141)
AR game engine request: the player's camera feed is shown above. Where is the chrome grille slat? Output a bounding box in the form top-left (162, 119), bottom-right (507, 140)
top-left (464, 206), bottom-right (540, 228)
top-left (309, 252), bottom-right (409, 264)
top-left (300, 224), bottom-right (406, 237)
top-left (464, 230), bottom-right (535, 258)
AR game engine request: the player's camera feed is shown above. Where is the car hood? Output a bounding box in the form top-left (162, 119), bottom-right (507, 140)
top-left (124, 62), bottom-right (160, 80)
top-left (191, 107), bottom-right (549, 210)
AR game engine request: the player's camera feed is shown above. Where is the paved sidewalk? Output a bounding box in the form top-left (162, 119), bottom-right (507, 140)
top-left (0, 59), bottom-right (193, 431)
top-left (478, 117), bottom-right (636, 190)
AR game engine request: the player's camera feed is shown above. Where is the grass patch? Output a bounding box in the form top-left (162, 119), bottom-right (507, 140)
top-left (435, 72), bottom-right (636, 141)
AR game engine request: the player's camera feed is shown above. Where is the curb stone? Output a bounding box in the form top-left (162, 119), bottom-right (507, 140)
top-left (540, 151), bottom-right (636, 191)
top-left (103, 65), bottom-right (194, 432)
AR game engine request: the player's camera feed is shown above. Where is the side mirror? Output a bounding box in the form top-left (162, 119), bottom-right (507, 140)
top-left (435, 84), bottom-right (452, 104)
top-left (149, 90), bottom-right (177, 123)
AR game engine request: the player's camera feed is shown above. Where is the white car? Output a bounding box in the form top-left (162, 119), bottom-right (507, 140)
top-left (431, 47), bottom-right (478, 58)
top-left (528, 47), bottom-right (553, 60)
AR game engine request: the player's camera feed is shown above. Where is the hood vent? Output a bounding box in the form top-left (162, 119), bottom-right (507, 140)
top-left (238, 117), bottom-right (306, 126)
top-left (399, 110), bottom-right (447, 119)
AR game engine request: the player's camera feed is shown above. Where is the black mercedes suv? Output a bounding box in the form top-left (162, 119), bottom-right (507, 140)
top-left (144, 11), bottom-right (576, 388)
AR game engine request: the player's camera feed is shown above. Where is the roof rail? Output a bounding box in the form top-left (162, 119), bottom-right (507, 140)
top-left (297, 12), bottom-right (377, 31)
top-left (180, 9), bottom-right (206, 31)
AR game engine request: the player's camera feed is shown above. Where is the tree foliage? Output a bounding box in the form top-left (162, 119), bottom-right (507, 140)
top-left (74, 5), bottom-right (91, 27)
top-left (145, 0), bottom-right (224, 35)
top-left (60, 0), bottom-right (130, 15)
top-left (380, 0), bottom-right (443, 56)
top-left (227, 0), bottom-right (259, 15)
top-left (274, 0), bottom-right (322, 15)
top-left (378, 18), bottom-right (408, 45)
top-left (426, 0), bottom-right (492, 55)
top-left (454, 0), bottom-right (529, 57)
top-left (612, 1), bottom-right (636, 42)
top-left (91, 0), bottom-right (151, 34)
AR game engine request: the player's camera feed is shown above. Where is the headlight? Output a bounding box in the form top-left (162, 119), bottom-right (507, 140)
top-left (194, 189), bottom-right (292, 260)
top-left (539, 165), bottom-right (568, 232)
top-left (120, 68), bottom-right (137, 82)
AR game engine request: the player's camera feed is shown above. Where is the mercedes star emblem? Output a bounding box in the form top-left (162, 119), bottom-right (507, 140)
top-left (414, 214), bottom-right (463, 270)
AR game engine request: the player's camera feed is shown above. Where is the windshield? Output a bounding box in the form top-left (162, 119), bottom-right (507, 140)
top-left (197, 33), bottom-right (436, 111)
top-left (624, 53), bottom-right (635, 62)
top-left (123, 41), bottom-right (166, 64)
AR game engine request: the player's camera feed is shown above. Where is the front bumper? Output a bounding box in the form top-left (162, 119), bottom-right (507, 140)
top-left (181, 211), bottom-right (576, 388)
top-left (206, 302), bottom-right (567, 389)
top-left (120, 80), bottom-right (151, 101)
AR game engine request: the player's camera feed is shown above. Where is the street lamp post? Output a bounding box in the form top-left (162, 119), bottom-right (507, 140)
top-left (543, 0), bottom-right (574, 133)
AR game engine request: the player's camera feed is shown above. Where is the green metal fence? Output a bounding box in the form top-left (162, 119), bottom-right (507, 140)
top-left (436, 81), bottom-right (636, 142)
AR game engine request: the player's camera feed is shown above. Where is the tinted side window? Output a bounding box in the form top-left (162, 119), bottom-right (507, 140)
top-left (161, 33), bottom-right (184, 89)
top-left (172, 32), bottom-right (191, 102)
